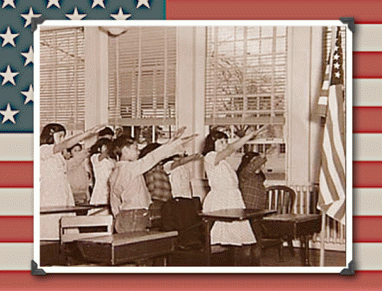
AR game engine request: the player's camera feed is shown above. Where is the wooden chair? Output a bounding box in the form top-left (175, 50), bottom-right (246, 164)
top-left (261, 185), bottom-right (296, 261)
top-left (59, 215), bottom-right (113, 265)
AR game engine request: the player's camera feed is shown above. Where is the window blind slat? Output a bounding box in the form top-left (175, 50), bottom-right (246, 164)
top-left (108, 27), bottom-right (177, 125)
top-left (40, 27), bottom-right (85, 131)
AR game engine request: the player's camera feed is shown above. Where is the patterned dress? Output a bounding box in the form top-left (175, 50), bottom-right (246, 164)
top-left (238, 157), bottom-right (267, 209)
top-left (203, 151), bottom-right (256, 245)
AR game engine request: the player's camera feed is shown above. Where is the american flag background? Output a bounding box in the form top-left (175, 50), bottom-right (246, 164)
top-left (1, 0), bottom-right (382, 289)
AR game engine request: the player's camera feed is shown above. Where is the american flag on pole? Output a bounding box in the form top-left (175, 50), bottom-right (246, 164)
top-left (317, 27), bottom-right (346, 225)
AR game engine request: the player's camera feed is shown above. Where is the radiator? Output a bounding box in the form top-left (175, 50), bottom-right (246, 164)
top-left (289, 184), bottom-right (346, 251)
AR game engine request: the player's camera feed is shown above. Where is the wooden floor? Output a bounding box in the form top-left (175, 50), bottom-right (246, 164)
top-left (168, 246), bottom-right (346, 267)
top-left (260, 247), bottom-right (346, 267)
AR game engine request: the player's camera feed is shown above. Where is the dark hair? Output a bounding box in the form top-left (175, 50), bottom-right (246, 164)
top-left (202, 130), bottom-right (229, 156)
top-left (40, 123), bottom-right (66, 145)
top-left (90, 138), bottom-right (113, 157)
top-left (236, 152), bottom-right (260, 177)
top-left (67, 143), bottom-right (83, 154)
top-left (98, 127), bottom-right (114, 138)
top-left (110, 134), bottom-right (136, 161)
top-left (139, 143), bottom-right (161, 159)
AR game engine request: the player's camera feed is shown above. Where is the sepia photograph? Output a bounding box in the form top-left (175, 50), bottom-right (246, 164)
top-left (33, 20), bottom-right (352, 273)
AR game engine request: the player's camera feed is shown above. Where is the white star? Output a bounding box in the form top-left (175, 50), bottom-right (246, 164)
top-left (21, 46), bottom-right (34, 66)
top-left (335, 71), bottom-right (341, 79)
top-left (2, 0), bottom-right (16, 8)
top-left (92, 0), bottom-right (105, 8)
top-left (46, 0), bottom-right (60, 8)
top-left (136, 0), bottom-right (150, 9)
top-left (21, 84), bottom-right (34, 104)
top-left (0, 103), bottom-right (19, 124)
top-left (21, 7), bottom-right (42, 28)
top-left (0, 65), bottom-right (19, 85)
top-left (66, 7), bottom-right (87, 20)
top-left (333, 53), bottom-right (340, 61)
top-left (333, 62), bottom-right (340, 69)
top-left (0, 27), bottom-right (19, 47)
top-left (110, 7), bottom-right (132, 20)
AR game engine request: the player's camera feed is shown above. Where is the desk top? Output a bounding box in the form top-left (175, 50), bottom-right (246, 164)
top-left (200, 208), bottom-right (277, 222)
top-left (40, 204), bottom-right (109, 215)
top-left (263, 213), bottom-right (321, 222)
top-left (40, 205), bottom-right (93, 214)
top-left (78, 230), bottom-right (178, 246)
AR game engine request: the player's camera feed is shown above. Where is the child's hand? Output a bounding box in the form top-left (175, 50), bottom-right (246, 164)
top-left (171, 126), bottom-right (187, 141)
top-left (86, 124), bottom-right (107, 136)
top-left (265, 144), bottom-right (278, 156)
top-left (246, 125), bottom-right (268, 139)
top-left (180, 134), bottom-right (198, 146)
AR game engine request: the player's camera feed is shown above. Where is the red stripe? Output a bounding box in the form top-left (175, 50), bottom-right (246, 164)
top-left (354, 161), bottom-right (382, 188)
top-left (0, 217), bottom-right (33, 243)
top-left (0, 162), bottom-right (33, 188)
top-left (353, 107), bottom-right (382, 133)
top-left (167, 0), bottom-right (382, 22)
top-left (354, 52), bottom-right (382, 79)
top-left (0, 270), bottom-right (381, 289)
top-left (354, 216), bottom-right (382, 242)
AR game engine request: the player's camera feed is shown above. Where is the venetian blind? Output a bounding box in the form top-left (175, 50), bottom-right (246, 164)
top-left (40, 27), bottom-right (85, 131)
top-left (108, 27), bottom-right (177, 126)
top-left (205, 26), bottom-right (287, 126)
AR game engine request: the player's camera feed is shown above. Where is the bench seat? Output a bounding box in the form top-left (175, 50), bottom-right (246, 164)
top-left (76, 230), bottom-right (178, 266)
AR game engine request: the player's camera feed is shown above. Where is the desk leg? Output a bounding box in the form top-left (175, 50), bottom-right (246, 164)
top-left (250, 219), bottom-right (262, 266)
top-left (203, 219), bottom-right (213, 266)
top-left (300, 235), bottom-right (310, 266)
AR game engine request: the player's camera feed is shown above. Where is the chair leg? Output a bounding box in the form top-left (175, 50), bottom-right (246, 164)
top-left (278, 242), bottom-right (283, 262)
top-left (287, 239), bottom-right (295, 257)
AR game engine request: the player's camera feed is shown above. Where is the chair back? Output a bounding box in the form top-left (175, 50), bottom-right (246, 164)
top-left (60, 215), bottom-right (113, 244)
top-left (265, 186), bottom-right (296, 214)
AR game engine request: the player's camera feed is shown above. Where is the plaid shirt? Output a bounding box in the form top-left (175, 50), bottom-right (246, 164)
top-left (144, 164), bottom-right (172, 202)
top-left (238, 156), bottom-right (267, 209)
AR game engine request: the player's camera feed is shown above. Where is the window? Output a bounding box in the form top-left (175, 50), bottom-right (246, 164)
top-left (40, 27), bottom-right (85, 131)
top-left (205, 26), bottom-right (287, 126)
top-left (205, 26), bottom-right (287, 180)
top-left (108, 27), bottom-right (177, 129)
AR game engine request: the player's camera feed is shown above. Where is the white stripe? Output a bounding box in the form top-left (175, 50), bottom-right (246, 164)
top-left (319, 168), bottom-right (333, 204)
top-left (0, 243), bottom-right (33, 270)
top-left (328, 86), bottom-right (346, 167)
top-left (322, 80), bottom-right (330, 90)
top-left (0, 134), bottom-right (33, 161)
top-left (354, 79), bottom-right (382, 106)
top-left (0, 188), bottom-right (33, 216)
top-left (0, 242), bottom-right (379, 270)
top-left (354, 133), bottom-right (382, 161)
top-left (355, 24), bottom-right (382, 52)
top-left (355, 243), bottom-right (382, 270)
top-left (354, 188), bottom-right (382, 216)
top-left (321, 125), bottom-right (345, 202)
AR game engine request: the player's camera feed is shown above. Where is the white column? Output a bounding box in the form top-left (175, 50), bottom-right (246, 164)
top-left (287, 27), bottom-right (324, 186)
top-left (84, 27), bottom-right (109, 146)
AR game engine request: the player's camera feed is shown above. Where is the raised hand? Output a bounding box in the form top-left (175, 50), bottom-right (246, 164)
top-left (87, 124), bottom-right (107, 136)
top-left (171, 126), bottom-right (187, 141)
top-left (180, 134), bottom-right (198, 146)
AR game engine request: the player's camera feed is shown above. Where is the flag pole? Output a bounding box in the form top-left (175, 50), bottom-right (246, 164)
top-left (319, 210), bottom-right (326, 266)
top-left (318, 26), bottom-right (338, 267)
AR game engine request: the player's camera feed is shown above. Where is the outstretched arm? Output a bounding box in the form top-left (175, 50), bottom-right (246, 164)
top-left (53, 124), bottom-right (106, 154)
top-left (214, 126), bottom-right (268, 166)
top-left (168, 153), bottom-right (203, 171)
